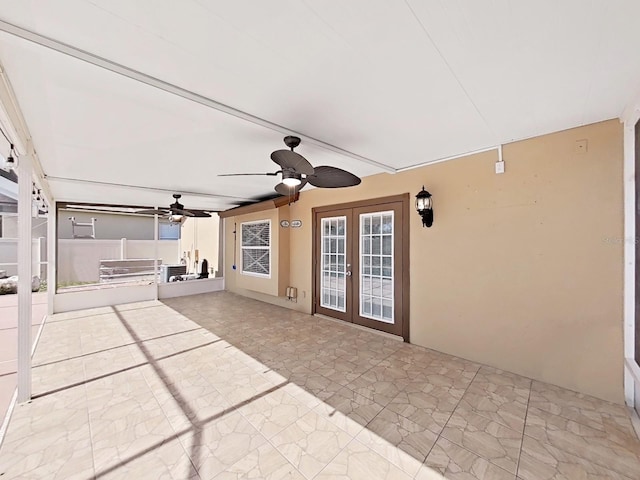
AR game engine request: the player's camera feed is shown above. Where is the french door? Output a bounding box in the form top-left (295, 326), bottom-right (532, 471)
top-left (313, 195), bottom-right (409, 340)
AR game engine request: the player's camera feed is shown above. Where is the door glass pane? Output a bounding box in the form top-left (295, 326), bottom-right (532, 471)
top-left (382, 299), bottom-right (393, 319)
top-left (372, 235), bottom-right (381, 254)
top-left (363, 298), bottom-right (371, 315)
top-left (362, 277), bottom-right (371, 295)
top-left (382, 215), bottom-right (393, 233)
top-left (359, 211), bottom-right (394, 323)
top-left (362, 217), bottom-right (371, 234)
top-left (382, 256), bottom-right (392, 277)
top-left (372, 216), bottom-right (381, 234)
top-left (382, 236), bottom-right (392, 255)
top-left (372, 256), bottom-right (381, 276)
top-left (320, 216), bottom-right (347, 312)
top-left (372, 297), bottom-right (382, 316)
top-left (372, 277), bottom-right (381, 296)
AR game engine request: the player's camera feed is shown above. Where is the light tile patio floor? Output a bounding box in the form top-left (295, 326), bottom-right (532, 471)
top-left (0, 291), bottom-right (638, 479)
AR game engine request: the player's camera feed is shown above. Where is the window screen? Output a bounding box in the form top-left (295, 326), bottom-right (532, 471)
top-left (241, 220), bottom-right (270, 277)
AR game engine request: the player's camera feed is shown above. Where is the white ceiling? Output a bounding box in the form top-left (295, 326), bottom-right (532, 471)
top-left (0, 0), bottom-right (638, 210)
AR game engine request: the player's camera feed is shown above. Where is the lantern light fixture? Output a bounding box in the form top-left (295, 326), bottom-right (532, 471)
top-left (415, 186), bottom-right (433, 228)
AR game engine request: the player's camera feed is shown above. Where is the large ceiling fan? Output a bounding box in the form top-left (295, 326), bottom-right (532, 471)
top-left (136, 194), bottom-right (212, 223)
top-left (219, 136), bottom-right (361, 195)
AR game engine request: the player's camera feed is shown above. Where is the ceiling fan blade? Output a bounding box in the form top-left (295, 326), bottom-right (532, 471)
top-left (270, 150), bottom-right (315, 175)
top-left (306, 166), bottom-right (361, 188)
top-left (186, 210), bottom-right (212, 218)
top-left (218, 172), bottom-right (279, 176)
top-left (274, 178), bottom-right (308, 196)
top-left (136, 209), bottom-right (169, 215)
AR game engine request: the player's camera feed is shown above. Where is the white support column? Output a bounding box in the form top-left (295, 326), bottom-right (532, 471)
top-left (47, 202), bottom-right (56, 315)
top-left (154, 211), bottom-right (158, 301)
top-left (17, 153), bottom-right (32, 403)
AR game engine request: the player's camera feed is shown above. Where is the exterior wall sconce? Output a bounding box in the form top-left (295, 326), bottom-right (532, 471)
top-left (415, 186), bottom-right (433, 227)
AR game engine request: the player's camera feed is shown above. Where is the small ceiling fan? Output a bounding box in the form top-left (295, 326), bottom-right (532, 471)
top-left (136, 194), bottom-right (212, 222)
top-left (219, 136), bottom-right (361, 195)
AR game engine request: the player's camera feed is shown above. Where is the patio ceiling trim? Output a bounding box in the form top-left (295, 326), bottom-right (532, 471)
top-left (0, 18), bottom-right (396, 175)
top-left (45, 175), bottom-right (253, 203)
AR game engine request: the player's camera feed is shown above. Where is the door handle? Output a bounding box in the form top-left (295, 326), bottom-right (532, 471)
top-left (346, 271), bottom-right (352, 276)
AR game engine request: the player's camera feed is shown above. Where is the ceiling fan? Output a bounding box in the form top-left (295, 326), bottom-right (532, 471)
top-left (219, 136), bottom-right (361, 196)
top-left (136, 194), bottom-right (212, 223)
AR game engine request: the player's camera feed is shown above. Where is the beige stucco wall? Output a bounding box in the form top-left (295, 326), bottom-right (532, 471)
top-left (181, 214), bottom-right (220, 275)
top-left (224, 208), bottom-right (288, 297)
top-left (225, 119), bottom-right (624, 403)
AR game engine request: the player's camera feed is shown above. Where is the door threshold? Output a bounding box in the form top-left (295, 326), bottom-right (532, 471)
top-left (313, 313), bottom-right (404, 342)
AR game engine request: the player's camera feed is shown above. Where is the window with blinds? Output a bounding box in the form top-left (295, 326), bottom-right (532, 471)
top-left (241, 220), bottom-right (271, 277)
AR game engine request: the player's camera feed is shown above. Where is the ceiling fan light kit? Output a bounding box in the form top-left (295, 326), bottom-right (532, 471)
top-left (282, 170), bottom-right (302, 187)
top-left (220, 136), bottom-right (362, 199)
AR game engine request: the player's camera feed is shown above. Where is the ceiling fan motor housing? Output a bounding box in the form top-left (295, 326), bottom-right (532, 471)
top-left (283, 135), bottom-right (301, 150)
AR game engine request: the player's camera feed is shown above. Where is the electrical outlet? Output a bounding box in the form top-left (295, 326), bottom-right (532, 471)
top-left (495, 161), bottom-right (505, 174)
top-left (575, 139), bottom-right (588, 154)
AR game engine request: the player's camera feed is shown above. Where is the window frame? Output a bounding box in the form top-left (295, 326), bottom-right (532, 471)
top-left (240, 219), bottom-right (271, 278)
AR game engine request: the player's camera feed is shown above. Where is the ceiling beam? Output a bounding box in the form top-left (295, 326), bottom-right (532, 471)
top-left (219, 194), bottom-right (298, 218)
top-left (0, 18), bottom-right (396, 174)
top-left (45, 175), bottom-right (254, 202)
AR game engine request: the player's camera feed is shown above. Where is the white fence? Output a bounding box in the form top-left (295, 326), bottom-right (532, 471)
top-left (58, 239), bottom-right (180, 285)
top-left (0, 238), bottom-right (180, 286)
top-left (0, 237), bottom-right (47, 280)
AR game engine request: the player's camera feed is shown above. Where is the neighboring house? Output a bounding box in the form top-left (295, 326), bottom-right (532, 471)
top-left (58, 208), bottom-right (174, 240)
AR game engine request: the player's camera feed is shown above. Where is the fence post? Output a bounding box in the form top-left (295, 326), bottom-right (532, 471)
top-left (47, 206), bottom-right (56, 315)
top-left (35, 237), bottom-right (44, 279)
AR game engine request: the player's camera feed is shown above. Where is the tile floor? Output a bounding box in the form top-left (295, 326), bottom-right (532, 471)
top-left (0, 291), bottom-right (639, 479)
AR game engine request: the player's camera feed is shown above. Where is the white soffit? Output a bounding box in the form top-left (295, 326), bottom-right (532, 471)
top-left (0, 31), bottom-right (382, 209)
top-left (0, 0), bottom-right (638, 206)
top-left (406, 0), bottom-right (640, 141)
